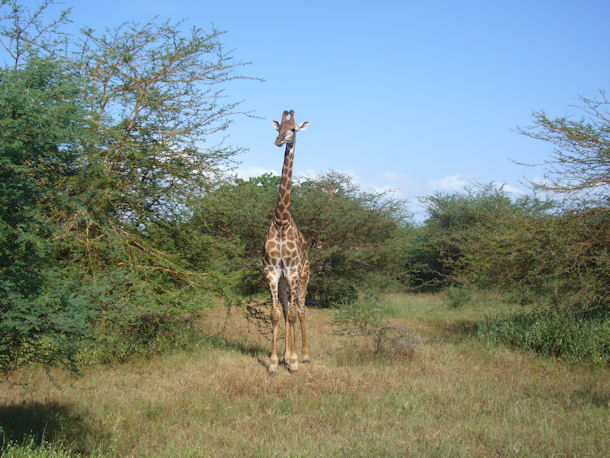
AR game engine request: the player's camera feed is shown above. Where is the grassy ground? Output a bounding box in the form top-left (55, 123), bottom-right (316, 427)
top-left (1, 293), bottom-right (608, 456)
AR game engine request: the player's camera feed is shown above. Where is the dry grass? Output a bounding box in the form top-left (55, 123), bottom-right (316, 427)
top-left (1, 293), bottom-right (608, 456)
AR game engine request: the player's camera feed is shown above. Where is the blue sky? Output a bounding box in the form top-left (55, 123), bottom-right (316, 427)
top-left (46, 1), bottom-right (610, 218)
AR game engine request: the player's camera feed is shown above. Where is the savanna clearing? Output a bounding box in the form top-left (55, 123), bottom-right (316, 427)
top-left (1, 292), bottom-right (607, 457)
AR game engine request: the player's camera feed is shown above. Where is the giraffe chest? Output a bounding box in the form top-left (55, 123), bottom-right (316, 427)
top-left (264, 239), bottom-right (302, 265)
top-left (263, 225), bottom-right (307, 270)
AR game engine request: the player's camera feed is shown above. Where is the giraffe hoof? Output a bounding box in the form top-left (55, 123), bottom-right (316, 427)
top-left (302, 356), bottom-right (310, 363)
top-left (269, 357), bottom-right (279, 375)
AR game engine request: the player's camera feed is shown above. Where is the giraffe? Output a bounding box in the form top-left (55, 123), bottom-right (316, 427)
top-left (263, 110), bottom-right (310, 374)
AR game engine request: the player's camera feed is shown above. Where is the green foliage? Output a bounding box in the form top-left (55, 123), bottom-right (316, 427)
top-left (457, 204), bottom-right (609, 310)
top-left (0, 1), bottom-right (73, 70)
top-left (445, 286), bottom-right (472, 308)
top-left (191, 173), bottom-right (279, 273)
top-left (0, 56), bottom-right (94, 372)
top-left (402, 184), bottom-right (538, 290)
top-left (191, 171), bottom-right (409, 306)
top-left (403, 183), bottom-right (608, 311)
top-left (73, 19), bottom-right (247, 225)
top-left (506, 286), bottom-right (538, 306)
top-left (477, 308), bottom-right (609, 365)
top-left (402, 110), bottom-right (609, 362)
top-left (296, 172), bottom-right (409, 305)
top-left (76, 312), bottom-right (207, 366)
top-left (517, 92), bottom-right (610, 206)
top-left (332, 295), bottom-right (386, 339)
top-left (0, 3), bottom-right (250, 372)
top-left (332, 294), bottom-right (418, 359)
top-left (1, 437), bottom-right (77, 458)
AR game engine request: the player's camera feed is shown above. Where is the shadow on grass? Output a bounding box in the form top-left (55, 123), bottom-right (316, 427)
top-left (435, 320), bottom-right (479, 343)
top-left (205, 334), bottom-right (268, 358)
top-left (574, 389), bottom-right (610, 408)
top-left (0, 401), bottom-right (107, 454)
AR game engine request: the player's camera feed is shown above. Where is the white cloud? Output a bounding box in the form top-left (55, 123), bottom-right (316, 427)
top-left (427, 175), bottom-right (527, 196)
top-left (532, 176), bottom-right (551, 187)
top-left (235, 166), bottom-right (279, 180)
top-left (371, 185), bottom-right (404, 197)
top-left (297, 169), bottom-right (318, 180)
top-left (336, 169), bottom-right (360, 184)
top-left (382, 171), bottom-right (407, 181)
top-left (427, 174), bottom-right (478, 192)
top-left (498, 183), bottom-right (526, 195)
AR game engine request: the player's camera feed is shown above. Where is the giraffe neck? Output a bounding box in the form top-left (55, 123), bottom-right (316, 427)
top-left (274, 142), bottom-right (295, 224)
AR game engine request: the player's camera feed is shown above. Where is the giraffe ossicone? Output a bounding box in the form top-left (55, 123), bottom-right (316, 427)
top-left (263, 110), bottom-right (310, 374)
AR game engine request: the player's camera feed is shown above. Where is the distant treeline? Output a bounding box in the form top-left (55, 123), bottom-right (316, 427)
top-left (187, 175), bottom-right (608, 313)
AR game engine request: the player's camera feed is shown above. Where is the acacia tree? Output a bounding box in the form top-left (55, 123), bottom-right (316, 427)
top-left (0, 0), bottom-right (71, 69)
top-left (518, 92), bottom-right (610, 206)
top-left (0, 1), bottom-right (254, 370)
top-left (74, 20), bottom-right (248, 225)
top-left (294, 172), bottom-right (409, 305)
top-left (0, 56), bottom-right (94, 371)
top-left (510, 93), bottom-right (610, 309)
top-left (50, 18), bottom-right (254, 295)
top-left (404, 185), bottom-right (533, 290)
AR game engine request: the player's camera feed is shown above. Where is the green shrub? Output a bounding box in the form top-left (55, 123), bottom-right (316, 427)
top-left (0, 437), bottom-right (76, 458)
top-left (506, 286), bottom-right (538, 306)
top-left (234, 269), bottom-right (266, 296)
top-left (332, 295), bottom-right (386, 338)
top-left (332, 295), bottom-right (422, 360)
top-left (362, 272), bottom-right (407, 293)
top-left (459, 207), bottom-right (609, 310)
top-left (76, 313), bottom-right (206, 366)
top-left (445, 286), bottom-right (472, 308)
top-left (477, 308), bottom-right (609, 365)
top-left (309, 277), bottom-right (358, 308)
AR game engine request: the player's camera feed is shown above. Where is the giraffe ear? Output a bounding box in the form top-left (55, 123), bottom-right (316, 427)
top-left (271, 120), bottom-right (281, 131)
top-left (295, 121), bottom-right (310, 132)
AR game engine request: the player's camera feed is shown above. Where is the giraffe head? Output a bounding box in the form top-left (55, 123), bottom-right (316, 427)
top-left (272, 110), bottom-right (309, 146)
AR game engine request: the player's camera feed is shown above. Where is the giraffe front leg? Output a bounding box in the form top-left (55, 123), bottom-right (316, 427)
top-left (266, 273), bottom-right (281, 375)
top-left (286, 313), bottom-right (298, 372)
top-left (298, 310), bottom-right (309, 363)
top-left (279, 277), bottom-right (291, 365)
top-left (284, 315), bottom-right (291, 365)
top-left (270, 303), bottom-right (281, 375)
top-left (286, 272), bottom-right (300, 372)
top-left (299, 265), bottom-right (310, 363)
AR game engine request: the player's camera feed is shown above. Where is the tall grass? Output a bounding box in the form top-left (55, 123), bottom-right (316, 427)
top-left (1, 437), bottom-right (84, 458)
top-left (477, 308), bottom-right (609, 365)
top-left (1, 293), bottom-right (608, 456)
